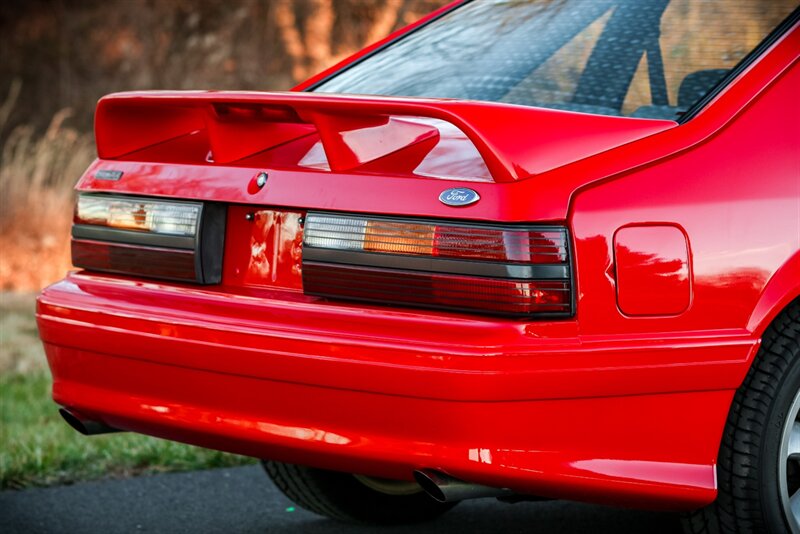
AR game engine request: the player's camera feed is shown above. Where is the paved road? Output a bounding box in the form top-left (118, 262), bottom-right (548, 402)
top-left (1, 465), bottom-right (683, 533)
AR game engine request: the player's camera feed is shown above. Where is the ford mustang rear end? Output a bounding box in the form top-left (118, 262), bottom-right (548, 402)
top-left (37, 1), bottom-right (800, 532)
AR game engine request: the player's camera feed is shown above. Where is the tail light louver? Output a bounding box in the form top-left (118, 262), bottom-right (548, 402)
top-left (302, 213), bottom-right (572, 317)
top-left (71, 193), bottom-right (225, 283)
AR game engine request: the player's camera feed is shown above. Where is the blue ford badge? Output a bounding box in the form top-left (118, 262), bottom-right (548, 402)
top-left (439, 188), bottom-right (480, 207)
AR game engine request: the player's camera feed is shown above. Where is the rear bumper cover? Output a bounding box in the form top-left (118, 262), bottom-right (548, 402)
top-left (38, 272), bottom-right (757, 509)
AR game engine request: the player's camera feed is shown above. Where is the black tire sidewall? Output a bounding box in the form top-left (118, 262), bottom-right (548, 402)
top-left (262, 460), bottom-right (455, 524)
top-left (761, 345), bottom-right (800, 533)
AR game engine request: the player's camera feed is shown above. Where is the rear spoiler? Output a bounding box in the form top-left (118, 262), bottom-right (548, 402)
top-left (95, 91), bottom-right (674, 182)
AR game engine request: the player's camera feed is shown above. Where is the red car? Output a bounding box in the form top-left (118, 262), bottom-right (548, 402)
top-left (37, 1), bottom-right (799, 532)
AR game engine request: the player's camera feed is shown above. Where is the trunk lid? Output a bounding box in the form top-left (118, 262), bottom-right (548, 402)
top-left (77, 90), bottom-right (674, 295)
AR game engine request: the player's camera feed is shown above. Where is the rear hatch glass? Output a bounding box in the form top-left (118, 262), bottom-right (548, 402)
top-left (314, 0), bottom-right (797, 121)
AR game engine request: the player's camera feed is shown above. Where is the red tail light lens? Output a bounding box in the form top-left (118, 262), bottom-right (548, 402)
top-left (302, 213), bottom-right (572, 317)
top-left (71, 240), bottom-right (198, 281)
top-left (71, 193), bottom-right (225, 283)
top-left (304, 264), bottom-right (570, 315)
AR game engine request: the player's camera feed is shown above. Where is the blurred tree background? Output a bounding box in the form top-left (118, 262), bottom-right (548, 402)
top-left (0, 0), bottom-right (447, 291)
top-left (0, 0), bottom-right (446, 139)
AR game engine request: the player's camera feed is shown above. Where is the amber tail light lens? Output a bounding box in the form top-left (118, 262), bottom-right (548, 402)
top-left (71, 193), bottom-right (225, 283)
top-left (302, 213), bottom-right (572, 317)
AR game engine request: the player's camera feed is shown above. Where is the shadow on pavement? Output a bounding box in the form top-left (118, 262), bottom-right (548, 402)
top-left (0, 465), bottom-right (683, 534)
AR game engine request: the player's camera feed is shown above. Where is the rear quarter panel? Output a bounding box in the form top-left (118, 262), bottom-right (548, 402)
top-left (571, 60), bottom-right (800, 341)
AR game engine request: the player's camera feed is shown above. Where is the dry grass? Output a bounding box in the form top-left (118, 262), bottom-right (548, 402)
top-left (0, 81), bottom-right (95, 292)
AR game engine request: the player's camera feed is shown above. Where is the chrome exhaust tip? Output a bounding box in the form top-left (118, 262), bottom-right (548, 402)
top-left (413, 469), bottom-right (512, 503)
top-left (59, 408), bottom-right (120, 435)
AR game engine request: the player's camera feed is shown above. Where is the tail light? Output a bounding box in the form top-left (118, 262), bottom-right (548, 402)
top-left (302, 213), bottom-right (572, 317)
top-left (71, 193), bottom-right (225, 283)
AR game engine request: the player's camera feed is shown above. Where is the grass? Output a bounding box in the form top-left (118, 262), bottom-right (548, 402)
top-left (0, 294), bottom-right (256, 490)
top-left (0, 371), bottom-right (257, 490)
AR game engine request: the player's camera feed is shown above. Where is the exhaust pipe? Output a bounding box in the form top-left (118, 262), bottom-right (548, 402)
top-left (413, 469), bottom-right (512, 503)
top-left (59, 408), bottom-right (120, 435)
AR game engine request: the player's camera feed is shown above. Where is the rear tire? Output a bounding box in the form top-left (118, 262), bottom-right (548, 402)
top-left (683, 299), bottom-right (800, 534)
top-left (262, 460), bottom-right (457, 524)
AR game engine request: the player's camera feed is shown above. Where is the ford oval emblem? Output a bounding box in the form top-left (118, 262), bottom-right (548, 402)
top-left (439, 188), bottom-right (480, 207)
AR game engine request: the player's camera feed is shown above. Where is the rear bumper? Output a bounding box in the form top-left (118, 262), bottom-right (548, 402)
top-left (38, 272), bottom-right (757, 510)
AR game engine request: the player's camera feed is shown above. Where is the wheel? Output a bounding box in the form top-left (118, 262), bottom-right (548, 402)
top-left (261, 460), bottom-right (457, 524)
top-left (683, 299), bottom-right (800, 534)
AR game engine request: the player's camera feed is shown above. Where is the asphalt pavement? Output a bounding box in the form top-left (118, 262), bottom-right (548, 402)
top-left (1, 465), bottom-right (684, 533)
